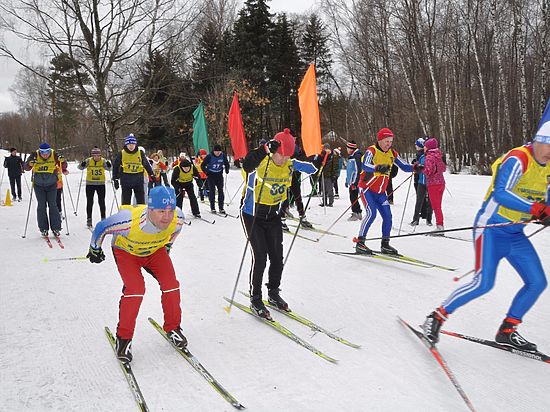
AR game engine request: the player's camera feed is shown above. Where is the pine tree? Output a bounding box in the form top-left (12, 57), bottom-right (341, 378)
top-left (300, 14), bottom-right (333, 86)
top-left (269, 13), bottom-right (302, 131)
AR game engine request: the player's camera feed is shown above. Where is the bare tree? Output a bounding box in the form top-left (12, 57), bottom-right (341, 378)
top-left (0, 0), bottom-right (202, 156)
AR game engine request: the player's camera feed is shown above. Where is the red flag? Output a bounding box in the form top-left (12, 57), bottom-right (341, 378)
top-left (228, 92), bottom-right (248, 160)
top-left (298, 64), bottom-right (322, 157)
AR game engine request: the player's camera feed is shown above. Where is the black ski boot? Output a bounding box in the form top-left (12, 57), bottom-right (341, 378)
top-left (380, 238), bottom-right (399, 255)
top-left (268, 289), bottom-right (290, 312)
top-left (168, 327), bottom-right (188, 350)
top-left (422, 308), bottom-right (448, 344)
top-left (250, 297), bottom-right (272, 320)
top-left (495, 317), bottom-right (537, 352)
top-left (116, 336), bottom-right (133, 363)
top-left (355, 237), bottom-right (373, 255)
top-left (86, 218), bottom-right (93, 228)
top-left (300, 215), bottom-right (313, 229)
top-left (281, 219), bottom-right (290, 232)
top-left (40, 230), bottom-right (48, 237)
top-left (52, 230), bottom-right (61, 237)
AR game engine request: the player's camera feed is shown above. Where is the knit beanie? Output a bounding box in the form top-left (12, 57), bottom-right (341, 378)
top-left (424, 137), bottom-right (439, 150)
top-left (124, 134), bottom-right (137, 146)
top-left (346, 141), bottom-right (358, 150)
top-left (91, 147), bottom-right (101, 155)
top-left (39, 142), bottom-right (51, 153)
top-left (415, 138), bottom-right (425, 148)
top-left (377, 128), bottom-right (394, 141)
top-left (273, 128), bottom-right (295, 156)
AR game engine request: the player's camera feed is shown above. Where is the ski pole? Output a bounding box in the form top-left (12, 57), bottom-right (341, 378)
top-left (43, 256), bottom-right (87, 263)
top-left (397, 173), bottom-right (414, 235)
top-left (453, 224), bottom-right (547, 282)
top-left (63, 173), bottom-right (77, 215)
top-left (316, 172), bottom-right (414, 242)
top-left (225, 180), bottom-right (244, 206)
top-left (225, 155), bottom-right (273, 314)
top-left (61, 184), bottom-right (70, 235)
top-left (75, 167), bottom-right (84, 213)
top-left (283, 151), bottom-right (329, 267)
top-left (21, 180), bottom-right (34, 238)
top-left (365, 218), bottom-right (536, 241)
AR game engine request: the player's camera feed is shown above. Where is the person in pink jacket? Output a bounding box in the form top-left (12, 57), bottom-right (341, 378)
top-left (423, 137), bottom-right (446, 232)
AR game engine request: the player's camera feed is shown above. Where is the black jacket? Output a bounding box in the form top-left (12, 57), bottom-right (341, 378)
top-left (112, 147), bottom-right (153, 187)
top-left (3, 154), bottom-right (23, 177)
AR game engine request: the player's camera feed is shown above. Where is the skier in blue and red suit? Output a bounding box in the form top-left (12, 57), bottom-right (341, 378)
top-left (422, 104), bottom-right (550, 352)
top-left (354, 127), bottom-right (421, 255)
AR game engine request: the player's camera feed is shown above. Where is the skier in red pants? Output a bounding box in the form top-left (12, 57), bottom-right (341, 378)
top-left (87, 186), bottom-right (186, 363)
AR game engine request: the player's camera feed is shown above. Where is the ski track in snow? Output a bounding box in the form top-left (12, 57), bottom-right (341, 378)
top-left (1, 152), bottom-right (549, 411)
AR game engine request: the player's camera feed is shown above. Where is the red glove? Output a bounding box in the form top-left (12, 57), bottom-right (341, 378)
top-left (530, 202), bottom-right (550, 225)
top-left (350, 184), bottom-right (356, 191)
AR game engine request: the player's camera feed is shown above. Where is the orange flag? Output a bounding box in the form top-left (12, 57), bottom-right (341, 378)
top-left (298, 64), bottom-right (322, 157)
top-left (227, 92), bottom-right (248, 160)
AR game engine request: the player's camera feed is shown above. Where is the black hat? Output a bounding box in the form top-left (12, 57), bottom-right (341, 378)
top-left (213, 144), bottom-right (222, 151)
top-left (180, 159), bottom-right (191, 168)
top-left (9, 147), bottom-right (16, 153)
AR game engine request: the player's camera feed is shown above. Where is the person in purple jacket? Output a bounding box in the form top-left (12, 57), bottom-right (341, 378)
top-left (423, 137), bottom-right (446, 232)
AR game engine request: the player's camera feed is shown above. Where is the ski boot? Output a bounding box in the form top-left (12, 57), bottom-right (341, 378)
top-left (281, 218), bottom-right (290, 232)
top-left (52, 230), bottom-right (61, 237)
top-left (86, 218), bottom-right (93, 228)
top-left (422, 307), bottom-right (448, 344)
top-left (409, 219), bottom-right (419, 226)
top-left (193, 213), bottom-right (201, 219)
top-left (116, 336), bottom-right (133, 363)
top-left (300, 216), bottom-right (313, 229)
top-left (284, 208), bottom-right (295, 219)
top-left (495, 317), bottom-right (537, 352)
top-left (426, 220), bottom-right (433, 226)
top-left (355, 237), bottom-right (373, 255)
top-left (347, 212), bottom-right (362, 221)
top-left (432, 225), bottom-right (444, 236)
top-left (168, 327), bottom-right (188, 350)
top-left (40, 230), bottom-right (48, 237)
top-left (268, 289), bottom-right (290, 312)
top-left (380, 238), bottom-right (399, 255)
top-left (250, 297), bottom-right (272, 320)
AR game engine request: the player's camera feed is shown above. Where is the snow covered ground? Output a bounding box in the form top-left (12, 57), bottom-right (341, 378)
top-left (1, 152), bottom-right (549, 411)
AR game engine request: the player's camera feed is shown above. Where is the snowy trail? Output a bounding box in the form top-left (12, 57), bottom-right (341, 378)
top-left (1, 154), bottom-right (549, 411)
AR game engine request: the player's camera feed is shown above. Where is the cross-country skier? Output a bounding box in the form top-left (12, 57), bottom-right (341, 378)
top-left (25, 142), bottom-right (67, 237)
top-left (345, 140), bottom-right (363, 221)
top-left (354, 128), bottom-right (421, 255)
top-left (86, 186), bottom-right (187, 363)
top-left (201, 144), bottom-right (230, 214)
top-left (171, 159), bottom-right (201, 218)
top-left (241, 128), bottom-right (319, 319)
top-left (112, 134), bottom-right (154, 205)
top-left (422, 116), bottom-right (550, 352)
top-left (78, 147), bottom-right (112, 228)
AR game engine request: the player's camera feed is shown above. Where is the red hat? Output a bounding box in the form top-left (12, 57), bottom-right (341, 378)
top-left (377, 128), bottom-right (394, 141)
top-left (346, 141), bottom-right (358, 150)
top-left (424, 137), bottom-right (438, 150)
top-left (273, 128), bottom-right (295, 156)
top-left (199, 149), bottom-right (207, 156)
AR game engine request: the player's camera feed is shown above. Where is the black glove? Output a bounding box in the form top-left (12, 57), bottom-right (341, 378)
top-left (87, 246), bottom-right (105, 264)
top-left (80, 161), bottom-right (87, 168)
top-left (165, 243), bottom-right (172, 255)
top-left (413, 163), bottom-right (425, 172)
top-left (106, 160), bottom-right (112, 168)
top-left (374, 164), bottom-right (390, 174)
top-left (113, 179), bottom-right (120, 190)
top-left (265, 139), bottom-right (280, 154)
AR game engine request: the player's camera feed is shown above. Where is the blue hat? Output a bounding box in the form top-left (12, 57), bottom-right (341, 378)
top-left (534, 99), bottom-right (550, 144)
top-left (39, 142), bottom-right (51, 153)
top-left (148, 186), bottom-right (176, 210)
top-left (415, 138), bottom-right (425, 148)
top-left (125, 133), bottom-right (137, 146)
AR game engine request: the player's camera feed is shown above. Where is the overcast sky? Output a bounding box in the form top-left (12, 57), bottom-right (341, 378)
top-left (0, 0), bottom-right (318, 114)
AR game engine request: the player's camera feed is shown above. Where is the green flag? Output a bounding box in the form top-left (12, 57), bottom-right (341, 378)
top-left (192, 102), bottom-right (209, 153)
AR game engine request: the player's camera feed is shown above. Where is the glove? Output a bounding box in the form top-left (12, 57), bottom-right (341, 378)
top-left (265, 139), bottom-right (280, 154)
top-left (113, 179), bottom-right (119, 190)
top-left (530, 202), bottom-right (550, 225)
top-left (350, 184), bottom-right (356, 191)
top-left (374, 164), bottom-right (391, 174)
top-left (87, 246), bottom-right (105, 264)
top-left (106, 160), bottom-right (112, 168)
top-left (165, 243), bottom-right (172, 255)
top-left (413, 163), bottom-right (425, 172)
top-left (80, 161), bottom-right (87, 168)
top-left (345, 182), bottom-right (349, 188)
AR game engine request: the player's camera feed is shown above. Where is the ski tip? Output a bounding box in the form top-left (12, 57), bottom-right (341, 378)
top-left (453, 276), bottom-right (459, 282)
top-left (224, 305), bottom-right (232, 314)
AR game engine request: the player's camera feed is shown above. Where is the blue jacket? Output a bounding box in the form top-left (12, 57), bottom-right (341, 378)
top-left (345, 149), bottom-right (362, 186)
top-left (202, 152), bottom-right (229, 174)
